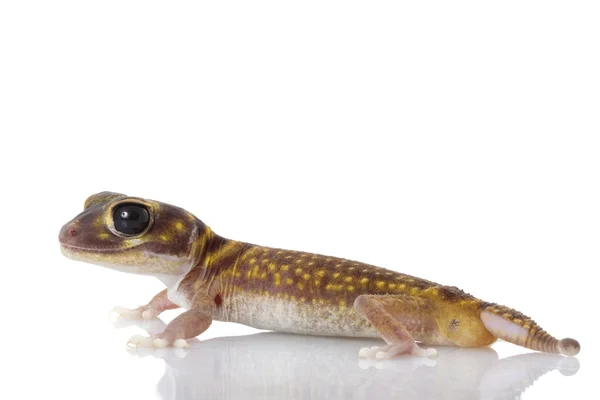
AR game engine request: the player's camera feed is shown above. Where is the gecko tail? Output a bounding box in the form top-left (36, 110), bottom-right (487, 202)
top-left (480, 304), bottom-right (580, 357)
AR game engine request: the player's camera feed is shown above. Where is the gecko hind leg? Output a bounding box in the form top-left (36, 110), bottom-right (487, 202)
top-left (354, 294), bottom-right (439, 359)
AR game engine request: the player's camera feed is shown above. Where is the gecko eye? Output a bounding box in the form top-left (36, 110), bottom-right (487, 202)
top-left (113, 203), bottom-right (150, 235)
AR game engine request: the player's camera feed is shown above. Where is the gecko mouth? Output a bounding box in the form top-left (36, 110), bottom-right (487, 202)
top-left (60, 243), bottom-right (128, 254)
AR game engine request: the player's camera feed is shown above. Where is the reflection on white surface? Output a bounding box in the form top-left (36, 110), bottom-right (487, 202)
top-left (118, 319), bottom-right (579, 400)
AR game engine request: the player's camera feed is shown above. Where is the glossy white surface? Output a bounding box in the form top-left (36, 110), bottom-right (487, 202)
top-left (2, 1), bottom-right (598, 399)
top-left (122, 327), bottom-right (582, 400)
top-left (4, 309), bottom-right (587, 400)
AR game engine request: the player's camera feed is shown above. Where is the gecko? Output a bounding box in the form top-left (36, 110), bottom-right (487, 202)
top-left (58, 192), bottom-right (580, 359)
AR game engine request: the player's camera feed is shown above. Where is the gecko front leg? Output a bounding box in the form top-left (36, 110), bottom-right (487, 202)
top-left (128, 293), bottom-right (215, 349)
top-left (112, 289), bottom-right (179, 320)
top-left (354, 294), bottom-right (439, 359)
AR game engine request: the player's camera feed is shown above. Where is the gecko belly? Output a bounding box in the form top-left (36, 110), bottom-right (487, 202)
top-left (214, 293), bottom-right (379, 338)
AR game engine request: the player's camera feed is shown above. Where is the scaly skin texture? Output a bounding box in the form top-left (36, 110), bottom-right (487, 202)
top-left (59, 192), bottom-right (580, 358)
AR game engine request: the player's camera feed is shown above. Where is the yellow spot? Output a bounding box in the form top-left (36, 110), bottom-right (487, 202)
top-left (326, 284), bottom-right (334, 291)
top-left (263, 291), bottom-right (270, 297)
top-left (314, 279), bottom-right (321, 287)
top-left (335, 264), bottom-right (342, 268)
top-left (347, 285), bottom-right (355, 292)
top-left (274, 273), bottom-right (281, 286)
top-left (303, 273), bottom-right (311, 280)
top-left (295, 259), bottom-right (302, 263)
top-left (297, 282), bottom-right (304, 290)
top-left (388, 283), bottom-right (396, 289)
top-left (375, 272), bottom-right (380, 275)
top-left (284, 293), bottom-right (289, 299)
top-left (308, 261), bottom-right (315, 266)
top-left (333, 272), bottom-right (341, 279)
top-left (316, 270), bottom-right (326, 277)
top-left (344, 276), bottom-right (353, 283)
top-left (97, 233), bottom-right (110, 239)
top-left (262, 259), bottom-right (270, 265)
top-left (360, 277), bottom-right (369, 284)
top-left (300, 297), bottom-right (306, 302)
top-left (295, 268), bottom-right (303, 275)
top-left (285, 278), bottom-right (294, 285)
top-left (159, 234), bottom-right (169, 241)
top-left (338, 299), bottom-right (347, 307)
top-left (281, 265), bottom-right (289, 272)
top-left (234, 272), bottom-right (241, 278)
top-left (319, 299), bottom-right (325, 304)
top-left (251, 265), bottom-right (260, 278)
top-left (411, 287), bottom-right (421, 295)
top-left (376, 281), bottom-right (385, 288)
top-left (291, 295), bottom-right (296, 301)
top-left (268, 263), bottom-right (277, 272)
top-left (285, 255), bottom-right (293, 259)
top-left (174, 221), bottom-right (184, 231)
top-left (250, 258), bottom-right (257, 264)
top-left (348, 267), bottom-right (355, 270)
top-left (260, 272), bottom-right (267, 279)
top-left (276, 250), bottom-right (284, 255)
top-left (385, 272), bottom-right (393, 276)
top-left (312, 298), bottom-right (318, 305)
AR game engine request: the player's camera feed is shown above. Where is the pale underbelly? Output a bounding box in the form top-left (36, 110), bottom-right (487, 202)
top-left (213, 293), bottom-right (379, 338)
top-left (213, 294), bottom-right (452, 345)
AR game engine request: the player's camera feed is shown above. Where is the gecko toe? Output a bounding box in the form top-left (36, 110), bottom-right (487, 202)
top-left (142, 309), bottom-right (159, 320)
top-left (358, 347), bottom-right (371, 358)
top-left (153, 338), bottom-right (168, 348)
top-left (126, 335), bottom-right (158, 349)
top-left (358, 344), bottom-right (394, 359)
top-left (173, 339), bottom-right (190, 349)
top-left (375, 351), bottom-right (391, 360)
top-left (414, 347), bottom-right (438, 358)
top-left (112, 306), bottom-right (144, 320)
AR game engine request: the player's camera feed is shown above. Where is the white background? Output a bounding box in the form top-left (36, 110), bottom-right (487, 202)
top-left (1, 1), bottom-right (598, 399)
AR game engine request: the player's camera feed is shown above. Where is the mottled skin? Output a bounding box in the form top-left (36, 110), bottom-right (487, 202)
top-left (59, 192), bottom-right (580, 358)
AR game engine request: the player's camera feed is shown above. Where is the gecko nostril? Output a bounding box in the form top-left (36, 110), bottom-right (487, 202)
top-left (69, 229), bottom-right (77, 237)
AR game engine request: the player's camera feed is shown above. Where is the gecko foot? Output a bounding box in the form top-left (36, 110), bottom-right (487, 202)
top-left (111, 306), bottom-right (159, 321)
top-left (126, 335), bottom-right (190, 350)
top-left (358, 344), bottom-right (438, 359)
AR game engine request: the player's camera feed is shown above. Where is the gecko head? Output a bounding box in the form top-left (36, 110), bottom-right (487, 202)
top-left (430, 288), bottom-right (497, 347)
top-left (59, 191), bottom-right (210, 276)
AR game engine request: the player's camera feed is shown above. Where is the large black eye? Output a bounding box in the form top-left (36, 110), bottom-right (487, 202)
top-left (113, 203), bottom-right (150, 235)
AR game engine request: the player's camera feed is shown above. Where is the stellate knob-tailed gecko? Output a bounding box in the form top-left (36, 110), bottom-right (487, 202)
top-left (58, 192), bottom-right (580, 359)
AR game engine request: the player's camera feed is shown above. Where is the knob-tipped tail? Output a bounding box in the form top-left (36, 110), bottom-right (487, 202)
top-left (480, 304), bottom-right (580, 356)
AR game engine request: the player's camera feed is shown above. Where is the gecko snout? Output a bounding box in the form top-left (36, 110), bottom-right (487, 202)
top-left (58, 220), bottom-right (82, 246)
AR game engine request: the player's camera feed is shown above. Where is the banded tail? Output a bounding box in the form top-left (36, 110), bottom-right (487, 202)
top-left (480, 304), bottom-right (580, 356)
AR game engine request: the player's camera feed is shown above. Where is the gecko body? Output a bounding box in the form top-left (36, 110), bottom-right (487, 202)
top-left (59, 192), bottom-right (580, 358)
